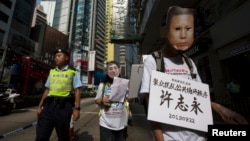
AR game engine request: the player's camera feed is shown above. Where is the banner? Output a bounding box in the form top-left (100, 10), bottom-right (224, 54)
top-left (148, 70), bottom-right (213, 132)
top-left (88, 51), bottom-right (96, 71)
top-left (128, 64), bottom-right (143, 98)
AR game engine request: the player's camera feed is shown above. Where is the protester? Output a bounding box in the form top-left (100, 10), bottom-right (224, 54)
top-left (35, 48), bottom-right (82, 141)
top-left (140, 6), bottom-right (248, 141)
top-left (95, 61), bottom-right (130, 141)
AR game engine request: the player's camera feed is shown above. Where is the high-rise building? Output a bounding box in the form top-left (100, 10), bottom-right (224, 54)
top-left (71, 0), bottom-right (93, 86)
top-left (32, 4), bottom-right (47, 27)
top-left (89, 0), bottom-right (106, 85)
top-left (0, 0), bottom-right (17, 80)
top-left (105, 0), bottom-right (114, 62)
top-left (107, 0), bottom-right (140, 78)
top-left (8, 0), bottom-right (37, 56)
top-left (114, 44), bottom-right (139, 78)
top-left (0, 0), bottom-right (37, 84)
top-left (40, 0), bottom-right (56, 26)
top-left (52, 0), bottom-right (73, 35)
top-left (41, 0), bottom-right (107, 86)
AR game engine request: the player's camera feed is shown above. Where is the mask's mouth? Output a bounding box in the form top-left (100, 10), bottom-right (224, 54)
top-left (165, 38), bottom-right (192, 53)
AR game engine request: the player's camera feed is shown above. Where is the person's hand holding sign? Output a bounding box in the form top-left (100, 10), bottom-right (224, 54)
top-left (103, 95), bottom-right (111, 106)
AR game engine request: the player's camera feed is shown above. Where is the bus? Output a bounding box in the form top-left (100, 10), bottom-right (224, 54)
top-left (9, 56), bottom-right (53, 95)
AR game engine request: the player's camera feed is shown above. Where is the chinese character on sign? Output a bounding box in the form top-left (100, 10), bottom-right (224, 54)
top-left (160, 90), bottom-right (173, 108)
top-left (190, 97), bottom-right (203, 115)
top-left (175, 94), bottom-right (188, 112)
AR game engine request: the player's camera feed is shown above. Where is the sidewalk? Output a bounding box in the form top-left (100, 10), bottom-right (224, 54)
top-left (63, 100), bottom-right (153, 141)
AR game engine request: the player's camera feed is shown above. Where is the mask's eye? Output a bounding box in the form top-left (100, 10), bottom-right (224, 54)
top-left (175, 27), bottom-right (181, 31)
top-left (186, 27), bottom-right (192, 31)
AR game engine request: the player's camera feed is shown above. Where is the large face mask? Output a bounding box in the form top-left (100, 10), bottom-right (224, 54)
top-left (167, 14), bottom-right (194, 52)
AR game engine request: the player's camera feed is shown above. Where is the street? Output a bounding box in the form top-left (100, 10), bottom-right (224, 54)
top-left (0, 98), bottom-right (153, 141)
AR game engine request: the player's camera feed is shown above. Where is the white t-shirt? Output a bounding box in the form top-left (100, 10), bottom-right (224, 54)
top-left (95, 83), bottom-right (127, 130)
top-left (140, 55), bottom-right (207, 141)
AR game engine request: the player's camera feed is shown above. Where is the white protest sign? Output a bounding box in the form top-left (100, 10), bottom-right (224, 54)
top-left (110, 77), bottom-right (129, 102)
top-left (148, 70), bottom-right (213, 132)
top-left (128, 64), bottom-right (143, 98)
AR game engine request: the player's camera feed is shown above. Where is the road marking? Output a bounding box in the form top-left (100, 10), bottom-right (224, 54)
top-left (17, 108), bottom-right (37, 112)
top-left (0, 121), bottom-right (37, 139)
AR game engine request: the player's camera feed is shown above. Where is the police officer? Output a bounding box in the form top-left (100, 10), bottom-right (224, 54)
top-left (35, 49), bottom-right (82, 141)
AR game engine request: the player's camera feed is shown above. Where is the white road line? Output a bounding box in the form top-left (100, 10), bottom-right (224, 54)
top-left (0, 121), bottom-right (37, 139)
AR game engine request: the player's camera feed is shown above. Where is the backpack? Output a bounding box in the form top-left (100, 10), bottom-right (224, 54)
top-left (151, 51), bottom-right (197, 79)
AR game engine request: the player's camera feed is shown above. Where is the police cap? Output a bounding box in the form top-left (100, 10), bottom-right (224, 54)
top-left (54, 48), bottom-right (70, 56)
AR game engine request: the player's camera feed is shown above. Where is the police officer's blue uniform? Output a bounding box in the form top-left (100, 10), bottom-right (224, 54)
top-left (35, 65), bottom-right (82, 141)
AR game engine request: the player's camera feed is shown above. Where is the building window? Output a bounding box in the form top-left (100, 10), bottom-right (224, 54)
top-left (0, 11), bottom-right (8, 23)
top-left (121, 65), bottom-right (126, 77)
top-left (0, 0), bottom-right (12, 9)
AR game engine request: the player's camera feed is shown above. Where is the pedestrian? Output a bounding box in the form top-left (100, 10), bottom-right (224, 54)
top-left (139, 6), bottom-right (248, 141)
top-left (35, 48), bottom-right (82, 141)
top-left (95, 61), bottom-right (129, 141)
